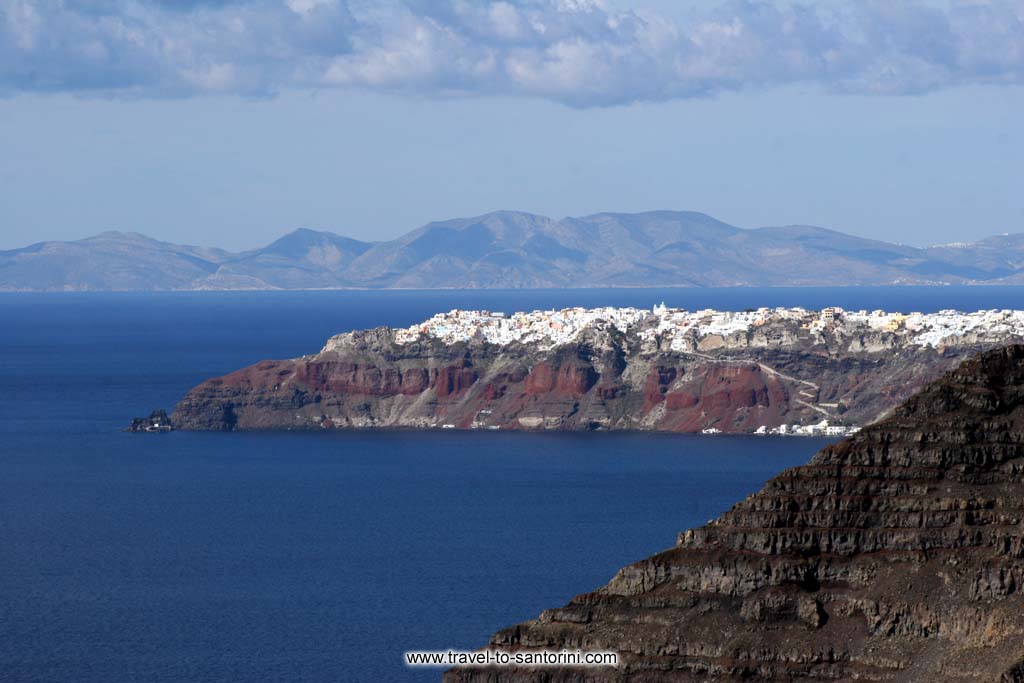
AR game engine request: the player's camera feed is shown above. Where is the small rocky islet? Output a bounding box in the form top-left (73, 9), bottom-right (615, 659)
top-left (125, 409), bottom-right (173, 433)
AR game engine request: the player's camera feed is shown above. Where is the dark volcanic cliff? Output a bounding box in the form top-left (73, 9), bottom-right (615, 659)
top-left (445, 345), bottom-right (1024, 682)
top-left (171, 321), bottom-right (1002, 434)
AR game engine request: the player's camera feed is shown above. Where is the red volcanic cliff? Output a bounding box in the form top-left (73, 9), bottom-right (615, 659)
top-left (654, 364), bottom-right (790, 432)
top-left (169, 324), bottom-right (996, 433)
top-left (524, 361), bottom-right (598, 395)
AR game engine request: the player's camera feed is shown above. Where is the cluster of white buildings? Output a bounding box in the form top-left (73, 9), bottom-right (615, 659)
top-left (757, 421), bottom-right (861, 437)
top-left (392, 304), bottom-right (1024, 351)
top-left (385, 304), bottom-right (1024, 438)
top-left (702, 421), bottom-right (860, 437)
top-left (393, 307), bottom-right (649, 347)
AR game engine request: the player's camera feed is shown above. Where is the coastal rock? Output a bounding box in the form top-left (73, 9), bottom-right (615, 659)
top-left (169, 319), bottom-right (1005, 434)
top-left (126, 409), bottom-right (173, 432)
top-left (444, 345), bottom-right (1024, 682)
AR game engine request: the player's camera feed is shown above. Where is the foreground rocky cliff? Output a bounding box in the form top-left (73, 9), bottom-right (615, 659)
top-left (444, 345), bottom-right (1024, 682)
top-left (170, 307), bottom-right (1022, 433)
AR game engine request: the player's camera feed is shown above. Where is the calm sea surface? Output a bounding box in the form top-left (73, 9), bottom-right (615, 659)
top-left (2, 287), bottom-right (1021, 682)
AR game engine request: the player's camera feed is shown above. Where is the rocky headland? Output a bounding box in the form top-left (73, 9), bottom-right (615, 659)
top-left (444, 344), bottom-right (1024, 682)
top-left (168, 306), bottom-right (1024, 435)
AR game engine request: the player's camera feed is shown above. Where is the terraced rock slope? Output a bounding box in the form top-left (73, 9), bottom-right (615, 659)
top-left (445, 345), bottom-right (1024, 682)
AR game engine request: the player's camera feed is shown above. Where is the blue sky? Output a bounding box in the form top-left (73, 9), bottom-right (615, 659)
top-left (1, 0), bottom-right (1022, 250)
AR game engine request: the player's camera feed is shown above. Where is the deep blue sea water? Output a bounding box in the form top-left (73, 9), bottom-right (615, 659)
top-left (2, 287), bottom-right (1021, 682)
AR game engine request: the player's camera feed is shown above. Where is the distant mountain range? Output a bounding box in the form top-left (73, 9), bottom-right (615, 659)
top-left (3, 210), bottom-right (1024, 291)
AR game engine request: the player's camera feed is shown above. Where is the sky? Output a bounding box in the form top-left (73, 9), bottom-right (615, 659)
top-left (1, 0), bottom-right (1022, 251)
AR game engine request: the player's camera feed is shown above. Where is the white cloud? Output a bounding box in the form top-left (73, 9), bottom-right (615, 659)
top-left (286, 0), bottom-right (334, 15)
top-left (1, 0), bottom-right (1022, 105)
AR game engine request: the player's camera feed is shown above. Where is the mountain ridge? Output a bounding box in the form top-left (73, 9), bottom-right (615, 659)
top-left (3, 210), bottom-right (1023, 291)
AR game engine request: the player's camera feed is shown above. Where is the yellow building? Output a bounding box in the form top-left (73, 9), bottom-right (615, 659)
top-left (884, 313), bottom-right (906, 332)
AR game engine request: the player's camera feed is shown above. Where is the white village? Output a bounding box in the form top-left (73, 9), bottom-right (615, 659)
top-left (394, 303), bottom-right (1024, 352)
top-left (387, 304), bottom-right (1024, 437)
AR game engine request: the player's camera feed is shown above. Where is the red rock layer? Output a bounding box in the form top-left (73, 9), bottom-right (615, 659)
top-left (170, 328), bottom-right (985, 433)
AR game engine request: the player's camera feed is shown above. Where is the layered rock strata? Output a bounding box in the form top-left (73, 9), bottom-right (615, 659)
top-left (171, 320), bottom-right (1009, 433)
top-left (445, 345), bottom-right (1024, 682)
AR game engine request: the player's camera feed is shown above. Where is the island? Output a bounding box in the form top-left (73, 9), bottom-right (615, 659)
top-left (126, 409), bottom-right (174, 433)
top-left (444, 345), bottom-right (1024, 682)
top-left (163, 304), bottom-right (1024, 434)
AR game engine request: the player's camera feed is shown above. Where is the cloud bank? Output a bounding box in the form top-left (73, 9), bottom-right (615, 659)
top-left (2, 0), bottom-right (1022, 105)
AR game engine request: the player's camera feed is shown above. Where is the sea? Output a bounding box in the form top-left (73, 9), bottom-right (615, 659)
top-left (2, 286), bottom-right (1022, 683)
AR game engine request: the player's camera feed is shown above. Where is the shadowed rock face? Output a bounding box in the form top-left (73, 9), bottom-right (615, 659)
top-left (444, 345), bottom-right (1024, 682)
top-left (169, 323), bottom-right (999, 434)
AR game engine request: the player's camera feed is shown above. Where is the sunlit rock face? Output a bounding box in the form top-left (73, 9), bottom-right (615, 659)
top-left (171, 307), bottom-right (1024, 435)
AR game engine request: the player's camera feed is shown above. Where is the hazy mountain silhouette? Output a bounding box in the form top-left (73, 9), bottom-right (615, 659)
top-left (2, 211), bottom-right (1021, 290)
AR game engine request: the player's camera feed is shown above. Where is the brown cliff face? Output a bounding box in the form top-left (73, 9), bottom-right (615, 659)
top-left (525, 361), bottom-right (599, 396)
top-left (656, 364), bottom-right (791, 432)
top-left (444, 345), bottom-right (1024, 682)
top-left (169, 326), bottom-right (999, 433)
